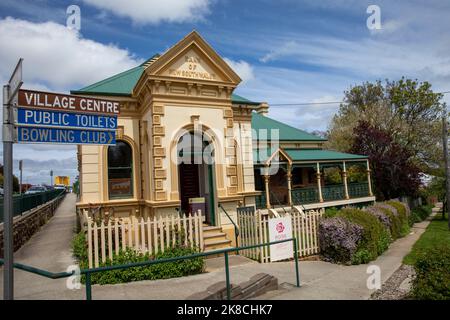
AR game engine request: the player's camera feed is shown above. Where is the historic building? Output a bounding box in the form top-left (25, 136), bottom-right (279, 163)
top-left (73, 31), bottom-right (375, 250)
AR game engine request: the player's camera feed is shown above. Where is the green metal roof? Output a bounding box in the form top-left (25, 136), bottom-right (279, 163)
top-left (231, 94), bottom-right (260, 105)
top-left (71, 57), bottom-right (260, 105)
top-left (253, 147), bottom-right (367, 165)
top-left (251, 112), bottom-right (326, 141)
top-left (285, 149), bottom-right (367, 161)
top-left (71, 65), bottom-right (145, 97)
top-left (253, 147), bottom-right (279, 164)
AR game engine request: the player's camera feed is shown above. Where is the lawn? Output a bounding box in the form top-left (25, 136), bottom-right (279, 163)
top-left (403, 213), bottom-right (450, 265)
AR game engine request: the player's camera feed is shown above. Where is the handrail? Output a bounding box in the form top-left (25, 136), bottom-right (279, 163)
top-left (0, 238), bottom-right (300, 301)
top-left (218, 203), bottom-right (240, 254)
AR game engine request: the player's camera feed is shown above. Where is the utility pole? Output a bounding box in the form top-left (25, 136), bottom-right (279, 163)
top-left (443, 108), bottom-right (450, 230)
top-left (50, 170), bottom-right (53, 186)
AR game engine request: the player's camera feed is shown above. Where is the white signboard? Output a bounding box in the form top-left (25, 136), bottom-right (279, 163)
top-left (268, 217), bottom-right (293, 262)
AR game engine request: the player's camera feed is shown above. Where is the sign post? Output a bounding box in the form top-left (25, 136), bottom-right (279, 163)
top-left (3, 58), bottom-right (23, 300)
top-left (2, 60), bottom-right (119, 300)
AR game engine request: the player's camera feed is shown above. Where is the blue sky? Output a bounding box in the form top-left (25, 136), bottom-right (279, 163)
top-left (0, 0), bottom-right (449, 184)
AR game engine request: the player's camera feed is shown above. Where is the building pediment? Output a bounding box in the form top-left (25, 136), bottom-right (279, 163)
top-left (144, 31), bottom-right (242, 86)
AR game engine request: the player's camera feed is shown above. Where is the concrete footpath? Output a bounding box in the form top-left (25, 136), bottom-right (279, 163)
top-left (0, 198), bottom-right (435, 300)
top-left (0, 193), bottom-right (82, 299)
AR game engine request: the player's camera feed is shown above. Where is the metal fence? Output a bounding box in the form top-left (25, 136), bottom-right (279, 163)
top-left (0, 238), bottom-right (300, 300)
top-left (0, 189), bottom-right (65, 223)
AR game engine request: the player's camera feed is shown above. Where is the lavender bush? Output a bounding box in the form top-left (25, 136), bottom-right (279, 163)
top-left (318, 216), bottom-right (364, 264)
top-left (365, 206), bottom-right (391, 229)
top-left (372, 203), bottom-right (403, 239)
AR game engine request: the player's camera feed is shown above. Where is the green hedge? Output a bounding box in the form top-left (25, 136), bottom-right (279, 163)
top-left (72, 231), bottom-right (205, 285)
top-left (386, 201), bottom-right (410, 236)
top-left (337, 208), bottom-right (390, 264)
top-left (319, 200), bottom-right (412, 265)
top-left (411, 246), bottom-right (450, 300)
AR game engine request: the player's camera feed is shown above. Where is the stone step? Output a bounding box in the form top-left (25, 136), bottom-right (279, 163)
top-left (204, 238), bottom-right (232, 247)
top-left (203, 232), bottom-right (227, 240)
top-left (203, 226), bottom-right (222, 233)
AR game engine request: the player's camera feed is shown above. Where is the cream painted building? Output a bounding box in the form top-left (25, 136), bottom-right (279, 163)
top-left (73, 31), bottom-right (375, 250)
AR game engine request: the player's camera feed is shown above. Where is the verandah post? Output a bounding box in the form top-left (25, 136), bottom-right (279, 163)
top-left (316, 163), bottom-right (323, 202)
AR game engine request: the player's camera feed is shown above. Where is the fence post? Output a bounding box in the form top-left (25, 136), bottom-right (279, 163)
top-left (293, 238), bottom-right (300, 287)
top-left (224, 251), bottom-right (231, 300)
top-left (85, 272), bottom-right (92, 300)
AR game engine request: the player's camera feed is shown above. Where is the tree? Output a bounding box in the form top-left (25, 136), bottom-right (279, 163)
top-left (350, 121), bottom-right (421, 200)
top-left (0, 165), bottom-right (20, 193)
top-left (327, 78), bottom-right (444, 174)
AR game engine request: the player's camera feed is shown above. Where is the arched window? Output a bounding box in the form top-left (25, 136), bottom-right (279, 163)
top-left (108, 141), bottom-right (133, 199)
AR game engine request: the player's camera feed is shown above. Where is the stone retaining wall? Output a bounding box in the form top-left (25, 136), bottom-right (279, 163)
top-left (0, 194), bottom-right (66, 258)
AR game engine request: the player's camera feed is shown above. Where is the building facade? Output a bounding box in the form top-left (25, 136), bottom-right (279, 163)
top-left (73, 31), bottom-right (375, 249)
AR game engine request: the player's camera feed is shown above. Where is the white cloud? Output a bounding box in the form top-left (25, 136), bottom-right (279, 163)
top-left (0, 17), bottom-right (143, 184)
top-left (224, 58), bottom-right (255, 83)
top-left (0, 17), bottom-right (142, 90)
top-left (82, 0), bottom-right (211, 25)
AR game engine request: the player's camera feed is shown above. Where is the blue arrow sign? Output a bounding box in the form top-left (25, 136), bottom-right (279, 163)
top-left (16, 107), bottom-right (117, 131)
top-left (17, 126), bottom-right (116, 145)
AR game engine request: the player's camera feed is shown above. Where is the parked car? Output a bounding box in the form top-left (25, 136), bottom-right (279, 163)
top-left (24, 186), bottom-right (47, 195)
top-left (0, 187), bottom-right (4, 196)
top-left (54, 184), bottom-right (67, 192)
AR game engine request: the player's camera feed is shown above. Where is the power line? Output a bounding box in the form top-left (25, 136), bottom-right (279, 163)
top-left (269, 90), bottom-right (450, 107)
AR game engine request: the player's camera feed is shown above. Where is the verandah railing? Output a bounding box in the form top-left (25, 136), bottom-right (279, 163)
top-left (348, 182), bottom-right (369, 198)
top-left (0, 189), bottom-right (65, 223)
top-left (291, 187), bottom-right (319, 204)
top-left (256, 182), bottom-right (370, 209)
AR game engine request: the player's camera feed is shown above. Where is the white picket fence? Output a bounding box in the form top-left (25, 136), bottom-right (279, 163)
top-left (86, 211), bottom-right (204, 268)
top-left (237, 207), bottom-right (323, 263)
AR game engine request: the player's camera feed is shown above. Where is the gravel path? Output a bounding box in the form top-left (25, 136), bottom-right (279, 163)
top-left (370, 264), bottom-right (415, 300)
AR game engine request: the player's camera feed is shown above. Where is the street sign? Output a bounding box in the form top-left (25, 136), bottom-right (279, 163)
top-left (18, 89), bottom-right (120, 115)
top-left (17, 126), bottom-right (116, 145)
top-left (7, 58), bottom-right (23, 104)
top-left (16, 108), bottom-right (117, 131)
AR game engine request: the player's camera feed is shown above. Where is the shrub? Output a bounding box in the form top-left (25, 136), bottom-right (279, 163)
top-left (72, 231), bottom-right (205, 285)
top-left (324, 207), bottom-right (339, 218)
top-left (409, 210), bottom-right (422, 225)
top-left (72, 231), bottom-right (88, 263)
top-left (412, 205), bottom-right (432, 221)
top-left (351, 249), bottom-right (372, 265)
top-left (337, 208), bottom-right (390, 262)
top-left (318, 216), bottom-right (363, 264)
top-left (374, 203), bottom-right (403, 240)
top-left (411, 246), bottom-right (450, 300)
top-left (365, 206), bottom-right (391, 230)
top-left (386, 201), bottom-right (410, 236)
